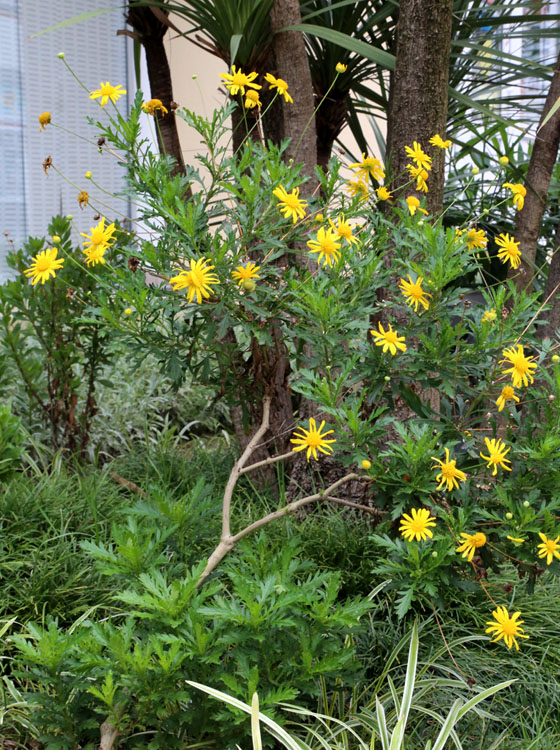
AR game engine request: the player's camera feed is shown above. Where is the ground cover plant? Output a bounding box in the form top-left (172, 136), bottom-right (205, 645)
top-left (1, 31), bottom-right (560, 750)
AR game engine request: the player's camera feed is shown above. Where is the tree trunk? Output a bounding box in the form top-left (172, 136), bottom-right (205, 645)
top-left (268, 0), bottom-right (318, 196)
top-left (539, 218), bottom-right (560, 340)
top-left (508, 51), bottom-right (560, 293)
top-left (126, 3), bottom-right (186, 179)
top-left (385, 0), bottom-right (453, 215)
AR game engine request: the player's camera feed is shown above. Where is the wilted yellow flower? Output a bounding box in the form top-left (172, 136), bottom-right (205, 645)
top-left (90, 82), bottom-right (127, 107)
top-left (370, 322), bottom-right (406, 355)
top-left (142, 98), bottom-right (168, 116)
top-left (77, 190), bottom-right (89, 209)
top-left (38, 112), bottom-right (51, 131)
top-left (480, 437), bottom-right (512, 476)
top-left (264, 73), bottom-right (293, 103)
top-left (405, 196), bottom-right (428, 216)
top-left (23, 248), bottom-right (64, 285)
top-left (290, 418), bottom-right (336, 461)
top-left (399, 508), bottom-right (436, 542)
top-left (482, 308), bottom-right (497, 323)
top-left (496, 385), bottom-right (519, 412)
top-left (485, 606), bottom-right (528, 650)
top-left (431, 447), bottom-right (467, 491)
top-left (377, 186), bottom-right (392, 200)
top-left (503, 182), bottom-right (526, 211)
top-left (456, 532), bottom-right (486, 562)
top-left (273, 185), bottom-right (307, 223)
top-left (220, 66), bottom-right (261, 96)
top-left (406, 164), bottom-right (429, 193)
top-left (244, 89), bottom-right (262, 109)
top-left (169, 258), bottom-right (220, 303)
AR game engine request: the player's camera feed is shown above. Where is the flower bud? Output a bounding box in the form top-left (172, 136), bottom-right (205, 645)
top-left (552, 354), bottom-right (559, 363)
top-left (499, 156), bottom-right (509, 165)
top-left (242, 279), bottom-right (256, 292)
top-left (505, 512), bottom-right (513, 520)
top-left (124, 308), bottom-right (133, 316)
top-left (417, 219), bottom-right (425, 227)
top-left (361, 459), bottom-right (371, 470)
top-left (471, 166), bottom-right (480, 175)
top-left (51, 235), bottom-right (61, 244)
top-left (192, 74), bottom-right (197, 80)
top-left (431, 551), bottom-right (438, 558)
top-left (85, 171), bottom-right (92, 179)
top-left (335, 62), bottom-right (347, 73)
top-left (57, 51), bottom-right (65, 59)
top-left (384, 375), bottom-right (391, 382)
top-left (66, 214), bottom-right (73, 220)
top-left (523, 500), bottom-right (530, 508)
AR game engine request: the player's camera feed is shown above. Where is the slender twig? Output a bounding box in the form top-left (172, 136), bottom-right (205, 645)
top-left (326, 496), bottom-right (380, 516)
top-left (240, 450), bottom-right (295, 474)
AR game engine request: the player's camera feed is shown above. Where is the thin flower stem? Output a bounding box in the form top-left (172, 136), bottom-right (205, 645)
top-left (292, 72), bottom-right (341, 161)
top-left (61, 58), bottom-right (90, 94)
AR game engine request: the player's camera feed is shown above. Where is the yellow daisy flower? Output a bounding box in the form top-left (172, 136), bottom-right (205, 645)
top-left (307, 227), bottom-right (342, 268)
top-left (231, 261), bottom-right (260, 286)
top-left (264, 73), bottom-right (293, 103)
top-left (456, 532), bottom-right (486, 562)
top-left (272, 185), bottom-right (307, 223)
top-left (495, 233), bottom-right (521, 269)
top-left (169, 258), bottom-right (220, 304)
top-left (431, 447), bottom-right (467, 491)
top-left (290, 417), bottom-right (336, 461)
top-left (89, 81), bottom-right (127, 107)
top-left (496, 385), bottom-right (520, 412)
top-left (83, 245), bottom-right (108, 267)
top-left (348, 153), bottom-right (385, 182)
top-left (23, 247), bottom-right (64, 285)
top-left (404, 141), bottom-right (432, 171)
top-left (81, 217), bottom-right (116, 256)
top-left (464, 227), bottom-right (488, 250)
top-left (220, 65), bottom-right (261, 96)
top-left (485, 606), bottom-right (529, 650)
top-left (429, 134), bottom-right (451, 149)
top-left (329, 213), bottom-right (358, 245)
top-left (399, 274), bottom-right (431, 312)
top-left (480, 437), bottom-right (512, 476)
top-left (536, 532), bottom-right (560, 565)
top-left (399, 508), bottom-right (437, 542)
top-left (500, 344), bottom-right (537, 388)
top-left (346, 179), bottom-right (369, 200)
top-left (370, 322), bottom-right (406, 355)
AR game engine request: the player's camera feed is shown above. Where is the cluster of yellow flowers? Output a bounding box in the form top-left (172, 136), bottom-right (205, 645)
top-left (398, 506), bottom-right (559, 649)
top-left (219, 65), bottom-right (294, 110)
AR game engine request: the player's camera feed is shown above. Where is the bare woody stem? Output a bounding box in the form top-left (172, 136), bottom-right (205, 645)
top-left (196, 397), bottom-right (368, 587)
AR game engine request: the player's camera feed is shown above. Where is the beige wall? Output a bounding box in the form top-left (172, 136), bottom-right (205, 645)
top-left (163, 19), bottom-right (386, 170)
